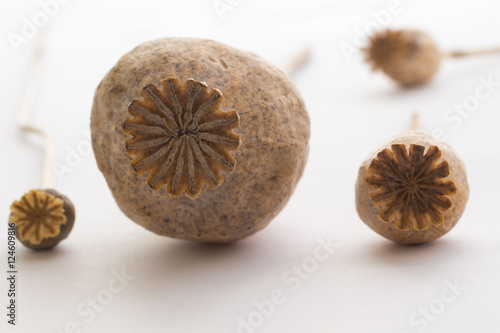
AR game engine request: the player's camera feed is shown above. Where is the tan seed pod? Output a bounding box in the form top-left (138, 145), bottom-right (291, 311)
top-left (9, 189), bottom-right (75, 250)
top-left (364, 29), bottom-right (441, 86)
top-left (355, 130), bottom-right (469, 244)
top-left (91, 38), bottom-right (310, 243)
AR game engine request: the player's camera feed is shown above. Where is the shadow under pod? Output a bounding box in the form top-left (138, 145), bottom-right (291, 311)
top-left (443, 55), bottom-right (500, 82)
top-left (113, 229), bottom-right (297, 291)
top-left (367, 236), bottom-right (467, 266)
top-left (18, 244), bottom-right (74, 263)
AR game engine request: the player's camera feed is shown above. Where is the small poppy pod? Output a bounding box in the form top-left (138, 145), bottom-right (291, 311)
top-left (364, 29), bottom-right (441, 86)
top-left (9, 189), bottom-right (75, 250)
top-left (355, 130), bottom-right (469, 244)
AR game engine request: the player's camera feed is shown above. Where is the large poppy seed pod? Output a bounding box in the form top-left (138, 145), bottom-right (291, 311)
top-left (91, 38), bottom-right (310, 243)
top-left (355, 131), bottom-right (469, 244)
top-left (9, 189), bottom-right (75, 250)
top-left (364, 29), bottom-right (441, 86)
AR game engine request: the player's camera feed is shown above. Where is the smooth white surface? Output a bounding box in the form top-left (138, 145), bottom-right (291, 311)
top-left (1, 1), bottom-right (499, 332)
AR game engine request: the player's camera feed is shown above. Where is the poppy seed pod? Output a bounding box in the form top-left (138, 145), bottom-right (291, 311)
top-left (10, 189), bottom-right (75, 250)
top-left (91, 38), bottom-right (310, 243)
top-left (355, 130), bottom-right (469, 244)
top-left (364, 29), bottom-right (441, 86)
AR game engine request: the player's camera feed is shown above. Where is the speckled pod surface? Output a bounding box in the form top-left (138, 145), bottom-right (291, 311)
top-left (355, 131), bottom-right (469, 244)
top-left (91, 38), bottom-right (310, 243)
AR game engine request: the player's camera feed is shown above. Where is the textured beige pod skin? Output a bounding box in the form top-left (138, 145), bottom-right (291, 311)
top-left (91, 38), bottom-right (310, 243)
top-left (355, 131), bottom-right (469, 244)
top-left (382, 30), bottom-right (441, 86)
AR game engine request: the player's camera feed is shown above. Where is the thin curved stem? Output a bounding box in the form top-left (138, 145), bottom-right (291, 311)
top-left (18, 28), bottom-right (56, 189)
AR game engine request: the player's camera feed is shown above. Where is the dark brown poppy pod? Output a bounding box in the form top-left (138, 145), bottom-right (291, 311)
top-left (355, 131), bottom-right (469, 244)
top-left (91, 38), bottom-right (310, 243)
top-left (9, 189), bottom-right (75, 250)
top-left (364, 29), bottom-right (441, 86)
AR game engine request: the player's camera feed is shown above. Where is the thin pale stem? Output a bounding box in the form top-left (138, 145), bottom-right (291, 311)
top-left (444, 47), bottom-right (500, 58)
top-left (18, 28), bottom-right (56, 189)
top-left (410, 113), bottom-right (421, 131)
top-left (281, 47), bottom-right (312, 76)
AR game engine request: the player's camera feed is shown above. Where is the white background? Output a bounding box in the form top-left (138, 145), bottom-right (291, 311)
top-left (1, 0), bottom-right (500, 332)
